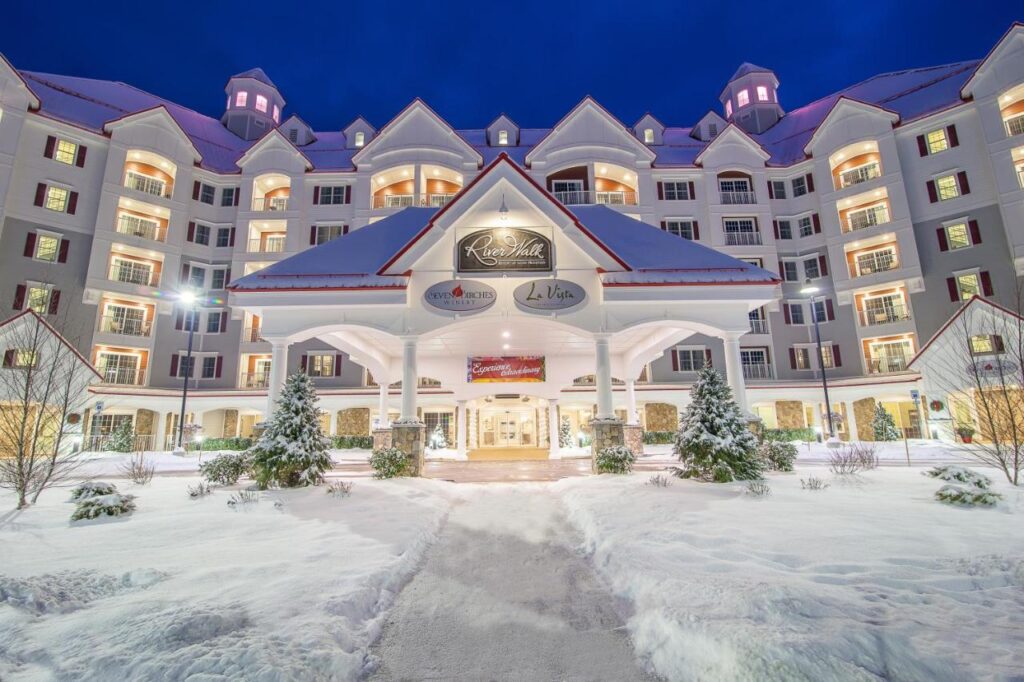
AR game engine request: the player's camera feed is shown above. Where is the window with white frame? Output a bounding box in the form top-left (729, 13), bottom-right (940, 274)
top-left (926, 128), bottom-right (949, 154)
top-left (44, 187), bottom-right (69, 212)
top-left (776, 220), bottom-right (792, 239)
top-left (781, 261), bottom-right (799, 282)
top-left (818, 345), bottom-right (837, 369)
top-left (25, 284), bottom-right (51, 313)
top-left (643, 128), bottom-right (654, 144)
top-left (4, 348), bottom-right (39, 368)
top-left (936, 174), bottom-right (960, 201)
top-left (662, 220), bottom-right (696, 240)
top-left (708, 123), bottom-right (718, 138)
top-left (89, 413), bottom-right (132, 436)
top-left (756, 86), bottom-right (769, 102)
top-left (33, 233), bottom-right (60, 262)
top-left (317, 186), bottom-right (347, 205)
top-left (235, 91), bottom-right (248, 107)
top-left (211, 269), bottom-right (227, 290)
top-left (354, 131), bottom-right (365, 147)
top-left (662, 181), bottom-right (691, 200)
top-left (201, 356), bottom-right (217, 379)
top-left (674, 348), bottom-right (706, 372)
top-left (797, 216), bottom-right (814, 237)
top-left (199, 183), bottom-right (215, 205)
top-left (498, 129), bottom-right (509, 145)
top-left (943, 221), bottom-right (972, 249)
top-left (206, 312), bottom-right (222, 334)
top-left (176, 354), bottom-right (195, 378)
top-left (970, 334), bottom-right (1004, 355)
top-left (803, 257), bottom-right (821, 280)
top-left (741, 348), bottom-right (768, 366)
top-left (193, 224), bottom-right (210, 246)
top-left (955, 271), bottom-right (981, 299)
top-left (791, 176), bottom-right (808, 197)
top-left (255, 95), bottom-right (268, 113)
top-left (307, 353), bottom-right (335, 377)
top-left (812, 299), bottom-right (829, 323)
top-left (737, 89), bottom-right (750, 107)
top-left (216, 227), bottom-right (231, 248)
top-left (725, 100), bottom-right (733, 118)
top-left (792, 346), bottom-right (812, 369)
top-left (771, 180), bottom-right (787, 199)
top-left (316, 224), bottom-right (347, 244)
top-left (723, 218), bottom-right (756, 233)
top-left (54, 139), bottom-right (78, 165)
top-left (221, 187), bottom-right (236, 207)
top-left (719, 178), bottom-right (751, 193)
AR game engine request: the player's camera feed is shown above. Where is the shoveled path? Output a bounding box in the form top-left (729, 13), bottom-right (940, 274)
top-left (367, 487), bottom-right (657, 681)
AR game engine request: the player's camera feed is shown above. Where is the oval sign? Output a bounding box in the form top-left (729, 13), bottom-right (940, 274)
top-left (513, 279), bottom-right (587, 312)
top-left (424, 279), bottom-right (497, 314)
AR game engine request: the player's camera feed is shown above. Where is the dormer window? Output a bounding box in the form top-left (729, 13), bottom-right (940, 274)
top-left (737, 89), bottom-right (750, 108)
top-left (725, 100), bottom-right (733, 118)
top-left (235, 91), bottom-right (248, 107)
top-left (255, 95), bottom-right (268, 113)
top-left (757, 86), bottom-right (769, 102)
top-left (643, 128), bottom-right (654, 144)
top-left (498, 130), bottom-right (509, 145)
top-left (288, 128), bottom-right (298, 143)
top-left (708, 123), bottom-right (718, 138)
top-left (272, 105), bottom-right (280, 123)
top-left (354, 131), bottom-right (365, 148)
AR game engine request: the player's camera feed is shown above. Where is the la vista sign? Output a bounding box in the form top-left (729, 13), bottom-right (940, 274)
top-left (514, 279), bottom-right (586, 312)
top-left (457, 227), bottom-right (552, 273)
top-left (423, 279), bottom-right (497, 313)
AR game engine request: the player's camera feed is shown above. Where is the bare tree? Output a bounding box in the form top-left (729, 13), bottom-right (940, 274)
top-left (0, 310), bottom-right (96, 508)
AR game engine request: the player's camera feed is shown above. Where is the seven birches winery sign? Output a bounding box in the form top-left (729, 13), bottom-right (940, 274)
top-left (468, 356), bottom-right (546, 383)
top-left (458, 228), bottom-right (552, 272)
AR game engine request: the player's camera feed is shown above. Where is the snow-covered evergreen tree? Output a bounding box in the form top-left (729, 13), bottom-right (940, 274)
top-left (428, 424), bottom-right (448, 450)
top-left (871, 403), bottom-right (901, 441)
top-left (249, 373), bottom-right (331, 488)
top-left (673, 366), bottom-right (761, 481)
top-left (559, 417), bottom-right (574, 448)
top-left (105, 418), bottom-right (135, 453)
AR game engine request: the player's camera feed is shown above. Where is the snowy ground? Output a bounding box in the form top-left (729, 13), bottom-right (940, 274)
top-left (641, 439), bottom-right (972, 465)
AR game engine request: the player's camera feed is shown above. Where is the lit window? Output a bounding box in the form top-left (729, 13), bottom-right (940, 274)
top-left (643, 128), bottom-right (654, 144)
top-left (662, 220), bottom-right (695, 240)
top-left (26, 286), bottom-right (50, 313)
top-left (34, 234), bottom-right (60, 262)
top-left (793, 347), bottom-right (811, 369)
top-left (737, 89), bottom-right (750, 107)
top-left (272, 105), bottom-right (280, 123)
top-left (818, 345), bottom-right (836, 368)
top-left (944, 222), bottom-right (971, 250)
top-left (498, 130), bottom-right (509, 145)
top-left (255, 95), bottom-right (268, 113)
top-left (956, 273), bottom-right (981, 299)
top-left (13, 350), bottom-right (39, 368)
top-left (54, 139), bottom-right (77, 165)
top-left (44, 187), bottom-right (69, 212)
top-left (756, 86), bottom-right (769, 102)
top-left (662, 181), bottom-right (691, 200)
top-left (354, 131), bottom-right (365, 147)
top-left (308, 354), bottom-right (335, 377)
top-left (936, 174), bottom-right (960, 201)
top-left (970, 334), bottom-right (1004, 355)
top-left (725, 100), bottom-right (733, 118)
top-left (926, 129), bottom-right (948, 154)
top-left (235, 91), bottom-right (248, 107)
top-left (674, 348), bottom-right (706, 372)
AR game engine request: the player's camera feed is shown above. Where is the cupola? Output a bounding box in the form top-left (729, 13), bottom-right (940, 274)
top-left (718, 63), bottom-right (783, 134)
top-left (222, 68), bottom-right (285, 140)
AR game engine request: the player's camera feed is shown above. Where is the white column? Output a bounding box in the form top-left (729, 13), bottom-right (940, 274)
top-left (326, 409), bottom-right (336, 438)
top-left (721, 333), bottom-right (749, 414)
top-left (845, 402), bottom-right (858, 442)
top-left (267, 340), bottom-right (289, 419)
top-left (456, 400), bottom-right (467, 456)
top-left (625, 379), bottom-right (638, 425)
top-left (377, 383), bottom-right (389, 427)
top-left (468, 405), bottom-right (478, 449)
top-left (548, 399), bottom-right (560, 455)
top-left (595, 335), bottom-right (614, 419)
top-left (399, 337), bottom-right (420, 423)
top-left (154, 411), bottom-right (167, 451)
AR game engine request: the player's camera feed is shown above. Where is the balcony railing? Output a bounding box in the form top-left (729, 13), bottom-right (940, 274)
top-left (116, 214), bottom-right (164, 242)
top-left (1005, 113), bottom-right (1024, 137)
top-left (373, 194), bottom-right (416, 209)
top-left (243, 326), bottom-right (265, 343)
top-left (96, 366), bottom-right (147, 386)
top-left (847, 204), bottom-right (890, 232)
top-left (742, 363), bottom-right (773, 380)
top-left (98, 315), bottom-right (152, 337)
top-left (251, 196), bottom-right (290, 212)
top-left (725, 231), bottom-right (763, 246)
top-left (854, 250), bottom-right (898, 276)
top-left (124, 171), bottom-right (170, 198)
top-left (550, 190), bottom-right (639, 206)
top-left (421, 193), bottom-right (456, 208)
top-left (83, 434), bottom-right (154, 452)
top-left (596, 191), bottom-right (638, 205)
top-left (719, 190), bottom-right (756, 204)
top-left (859, 303), bottom-right (911, 327)
top-left (867, 355), bottom-right (910, 374)
top-left (109, 261), bottom-right (158, 287)
top-left (247, 237), bottom-right (286, 253)
top-left (1017, 168), bottom-right (1024, 190)
top-left (838, 163), bottom-right (881, 189)
top-left (748, 318), bottom-right (769, 334)
top-left (240, 372), bottom-right (271, 389)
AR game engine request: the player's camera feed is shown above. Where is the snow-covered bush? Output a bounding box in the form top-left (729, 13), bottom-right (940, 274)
top-left (935, 484), bottom-right (1002, 507)
top-left (119, 453), bottom-right (154, 485)
top-left (757, 441), bottom-right (796, 472)
top-left (71, 493), bottom-right (136, 521)
top-left (199, 452), bottom-right (253, 486)
top-left (849, 443), bottom-right (879, 470)
top-left (198, 437), bottom-right (253, 451)
top-left (187, 483), bottom-right (213, 499)
top-left (103, 419), bottom-right (135, 453)
top-left (801, 476), bottom-right (829, 491)
top-left (70, 481), bottom-right (117, 501)
top-left (427, 424), bottom-right (448, 450)
top-left (646, 474), bottom-right (671, 488)
top-left (763, 427), bottom-right (815, 443)
top-left (595, 445), bottom-right (635, 474)
top-left (871, 403), bottom-right (901, 441)
top-left (641, 431), bottom-right (675, 444)
top-left (332, 435), bottom-right (373, 449)
top-left (369, 447), bottom-right (412, 479)
top-left (746, 480), bottom-right (771, 497)
top-left (673, 367), bottom-right (761, 482)
top-left (326, 481), bottom-right (353, 497)
top-left (559, 417), bottom-right (574, 448)
top-left (924, 465), bottom-right (992, 490)
top-left (227, 490), bottom-right (259, 509)
top-left (248, 373), bottom-right (332, 488)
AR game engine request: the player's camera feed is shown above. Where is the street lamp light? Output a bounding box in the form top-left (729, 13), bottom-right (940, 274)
top-left (800, 279), bottom-right (838, 443)
top-left (174, 288), bottom-right (200, 454)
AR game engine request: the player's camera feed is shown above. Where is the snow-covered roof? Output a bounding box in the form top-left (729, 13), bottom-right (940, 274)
top-left (0, 309), bottom-right (102, 378)
top-left (729, 62), bottom-right (774, 81)
top-left (231, 68), bottom-right (276, 88)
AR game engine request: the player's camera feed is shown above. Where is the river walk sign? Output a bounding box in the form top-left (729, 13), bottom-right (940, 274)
top-left (457, 227), bottom-right (552, 273)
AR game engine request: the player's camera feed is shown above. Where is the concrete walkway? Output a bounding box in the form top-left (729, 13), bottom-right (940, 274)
top-left (367, 488), bottom-right (658, 681)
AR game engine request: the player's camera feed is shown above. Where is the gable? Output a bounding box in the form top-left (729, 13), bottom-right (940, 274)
top-left (352, 100), bottom-right (481, 168)
top-left (961, 23), bottom-right (1024, 99)
top-left (104, 107), bottom-right (203, 165)
top-left (803, 98), bottom-right (899, 155)
top-left (486, 114), bottom-right (519, 146)
top-left (633, 113), bottom-right (664, 145)
top-left (343, 116), bottom-right (376, 150)
top-left (526, 98), bottom-right (656, 168)
top-left (0, 53), bottom-right (39, 110)
top-left (236, 128), bottom-right (312, 172)
top-left (694, 124), bottom-right (769, 167)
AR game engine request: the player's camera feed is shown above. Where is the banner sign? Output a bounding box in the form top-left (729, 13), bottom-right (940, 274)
top-left (457, 228), bottom-right (552, 273)
top-left (467, 356), bottom-right (546, 383)
top-left (424, 279), bottom-right (496, 313)
top-left (514, 279), bottom-right (586, 312)
top-left (969, 359), bottom-right (1019, 377)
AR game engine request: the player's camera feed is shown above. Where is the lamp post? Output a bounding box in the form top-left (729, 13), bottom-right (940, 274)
top-left (174, 288), bottom-right (199, 454)
top-left (800, 279), bottom-right (837, 443)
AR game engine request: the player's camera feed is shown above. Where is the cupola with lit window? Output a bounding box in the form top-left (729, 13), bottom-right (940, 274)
top-left (221, 68), bottom-right (285, 140)
top-left (718, 62), bottom-right (784, 134)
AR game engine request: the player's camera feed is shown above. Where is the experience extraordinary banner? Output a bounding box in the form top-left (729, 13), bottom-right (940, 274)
top-left (467, 356), bottom-right (546, 383)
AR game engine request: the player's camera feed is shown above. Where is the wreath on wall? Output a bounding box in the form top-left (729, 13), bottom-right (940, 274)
top-left (66, 413), bottom-right (81, 425)
top-left (929, 400), bottom-right (944, 412)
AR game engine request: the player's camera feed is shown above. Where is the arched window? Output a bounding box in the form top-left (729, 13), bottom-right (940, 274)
top-left (644, 128), bottom-right (655, 144)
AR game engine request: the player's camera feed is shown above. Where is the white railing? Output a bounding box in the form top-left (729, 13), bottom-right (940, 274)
top-left (719, 190), bottom-right (757, 204)
top-left (838, 163), bottom-right (881, 189)
top-left (725, 231), bottom-right (763, 246)
top-left (847, 204), bottom-right (889, 232)
top-left (373, 194), bottom-right (415, 209)
top-left (240, 372), bottom-right (271, 389)
top-left (867, 355), bottom-right (910, 374)
top-left (124, 171), bottom-right (169, 198)
top-left (742, 363), bottom-right (773, 380)
top-left (116, 214), bottom-right (164, 242)
top-left (243, 326), bottom-right (265, 343)
top-left (551, 190), bottom-right (591, 205)
top-left (251, 196), bottom-right (290, 211)
top-left (83, 434), bottom-right (154, 452)
top-left (247, 237), bottom-right (286, 253)
top-left (96, 365), bottom-right (147, 386)
top-left (854, 250), bottom-right (898, 276)
top-left (109, 261), bottom-right (157, 287)
top-left (748, 318), bottom-right (769, 334)
top-left (1005, 113), bottom-right (1024, 137)
top-left (596, 191), bottom-right (638, 206)
top-left (98, 315), bottom-right (152, 337)
top-left (422, 193), bottom-right (456, 208)
top-left (860, 303), bottom-right (911, 327)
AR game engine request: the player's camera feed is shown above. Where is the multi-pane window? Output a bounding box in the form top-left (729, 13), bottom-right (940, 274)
top-left (26, 285), bottom-right (50, 313)
top-left (803, 257), bottom-right (821, 280)
top-left (643, 128), bottom-right (654, 144)
top-left (308, 354), bottom-right (335, 377)
top-left (776, 220), bottom-right (792, 239)
top-left (255, 95), bottom-right (268, 113)
top-left (818, 345), bottom-right (836, 369)
top-left (723, 218), bottom-right (756, 232)
top-left (316, 225), bottom-right (347, 244)
top-left (798, 216), bottom-right (814, 237)
top-left (756, 86), bottom-right (769, 102)
top-left (89, 413), bottom-right (132, 436)
top-left (725, 100), bottom-right (733, 118)
top-left (206, 312), bottom-right (222, 334)
top-left (936, 174), bottom-right (960, 201)
top-left (926, 128), bottom-right (949, 154)
top-left (189, 266), bottom-right (205, 289)
top-left (944, 222), bottom-right (971, 249)
top-left (956, 272), bottom-right (981, 300)
top-left (211, 269), bottom-right (227, 290)
top-left (317, 186), bottom-right (347, 205)
top-left (45, 187), bottom-right (69, 212)
top-left (793, 347), bottom-right (811, 369)
top-left (771, 180), bottom-right (787, 199)
top-left (235, 91), bottom-right (248, 107)
top-left (812, 300), bottom-right (828, 323)
top-left (675, 348), bottom-right (706, 372)
top-left (662, 220), bottom-right (696, 240)
top-left (194, 224), bottom-right (210, 246)
top-left (216, 228), bottom-right (231, 248)
top-left (201, 356), bottom-right (217, 378)
top-left (970, 334), bottom-right (1004, 355)
top-left (662, 181), bottom-right (691, 200)
top-left (781, 261), bottom-right (799, 282)
top-left (54, 139), bottom-right (78, 165)
top-left (199, 183), bottom-right (215, 205)
top-left (788, 303), bottom-right (805, 325)
top-left (719, 179), bottom-right (750, 193)
top-left (34, 234), bottom-right (60, 262)
top-left (177, 355), bottom-right (195, 378)
top-left (792, 176), bottom-right (808, 197)
top-left (737, 89), bottom-right (750, 107)
top-left (221, 187), bottom-right (236, 207)
top-left (7, 349), bottom-right (39, 368)
top-left (182, 309), bottom-right (200, 332)
top-left (708, 123), bottom-right (718, 138)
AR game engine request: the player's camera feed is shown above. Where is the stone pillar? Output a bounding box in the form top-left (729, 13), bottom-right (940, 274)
top-left (590, 418), bottom-right (625, 470)
top-left (391, 422), bottom-right (426, 475)
top-left (222, 409), bottom-right (239, 438)
top-left (623, 424), bottom-right (644, 456)
top-left (267, 340), bottom-right (289, 418)
top-left (399, 337), bottom-right (420, 423)
top-left (625, 379), bottom-right (639, 425)
top-left (594, 334), bottom-right (614, 419)
top-left (372, 428), bottom-right (392, 450)
top-left (548, 399), bottom-right (560, 456)
top-left (377, 383), bottom-right (389, 428)
top-left (721, 333), bottom-right (749, 414)
top-left (456, 400), bottom-right (467, 456)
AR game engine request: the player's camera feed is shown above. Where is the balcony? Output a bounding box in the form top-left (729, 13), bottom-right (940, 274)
top-left (1005, 113), bottom-right (1024, 137)
top-left (98, 315), bottom-right (152, 337)
top-left (725, 231), bottom-right (763, 246)
top-left (866, 355), bottom-right (910, 374)
top-left (373, 194), bottom-right (415, 209)
top-left (838, 163), bottom-right (881, 189)
top-left (550, 190), bottom-right (638, 206)
top-left (243, 326), bottom-right (265, 343)
top-left (719, 190), bottom-right (756, 205)
top-left (247, 237), bottom-right (286, 254)
top-left (859, 303), bottom-right (911, 327)
top-left (854, 250), bottom-right (898, 276)
top-left (124, 171), bottom-right (170, 199)
top-left (847, 204), bottom-right (889, 232)
top-left (116, 214), bottom-right (164, 242)
top-left (97, 366), bottom-right (147, 386)
top-left (251, 197), bottom-right (290, 212)
top-left (240, 372), bottom-right (271, 389)
top-left (109, 261), bottom-right (158, 287)
top-left (748, 318), bottom-right (769, 334)
top-left (742, 363), bottom-right (773, 380)
top-left (422, 193), bottom-right (455, 208)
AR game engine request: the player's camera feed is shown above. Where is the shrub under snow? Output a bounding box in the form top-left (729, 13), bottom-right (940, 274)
top-left (757, 441), bottom-right (797, 472)
top-left (199, 452), bottom-right (254, 486)
top-left (70, 481), bottom-right (117, 501)
top-left (71, 493), bottom-right (136, 521)
top-left (370, 447), bottom-right (412, 479)
top-left (248, 373), bottom-right (332, 488)
top-left (934, 484), bottom-right (1002, 507)
top-left (924, 465), bottom-right (992, 490)
top-left (594, 445), bottom-right (635, 474)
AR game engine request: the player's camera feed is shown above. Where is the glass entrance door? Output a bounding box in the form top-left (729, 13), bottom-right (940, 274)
top-left (480, 407), bottom-right (536, 448)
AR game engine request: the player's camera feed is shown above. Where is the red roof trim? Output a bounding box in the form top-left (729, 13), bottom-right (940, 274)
top-left (960, 22), bottom-right (1024, 96)
top-left (602, 279), bottom-right (779, 288)
top-left (525, 95), bottom-right (656, 165)
top-left (231, 284), bottom-right (407, 293)
top-left (351, 97), bottom-right (483, 165)
top-left (0, 309), bottom-right (103, 379)
top-left (102, 104), bottom-right (205, 162)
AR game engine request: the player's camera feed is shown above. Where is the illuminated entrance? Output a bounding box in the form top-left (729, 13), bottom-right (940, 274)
top-left (478, 396), bottom-right (542, 448)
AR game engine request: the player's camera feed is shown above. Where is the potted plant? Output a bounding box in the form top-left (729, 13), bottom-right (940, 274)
top-left (955, 425), bottom-right (976, 444)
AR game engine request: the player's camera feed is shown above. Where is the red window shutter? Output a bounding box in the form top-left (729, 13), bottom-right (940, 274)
top-left (13, 284), bottom-right (25, 310)
top-left (23, 233), bottom-right (36, 258)
top-left (946, 277), bottom-right (959, 302)
top-left (187, 222), bottom-right (196, 242)
top-left (656, 182), bottom-right (664, 200)
top-left (981, 271), bottom-right (993, 297)
top-left (215, 356), bottom-right (223, 378)
top-left (789, 348), bottom-right (797, 369)
top-left (671, 349), bottom-right (679, 371)
top-left (968, 220), bottom-right (981, 245)
top-left (926, 180), bottom-right (938, 203)
top-left (67, 191), bottom-right (78, 215)
top-left (312, 186), bottom-right (320, 204)
top-left (180, 263), bottom-right (190, 284)
top-left (916, 135), bottom-right (928, 156)
top-left (660, 220), bottom-right (666, 231)
top-left (767, 181), bottom-right (774, 199)
top-left (812, 213), bottom-right (821, 233)
top-left (957, 171), bottom-right (970, 195)
top-left (2, 350), bottom-right (14, 368)
top-left (936, 227), bottom-right (949, 251)
top-left (34, 183), bottom-right (46, 207)
top-left (825, 298), bottom-right (835, 321)
top-left (44, 136), bottom-right (56, 159)
top-left (777, 260), bottom-right (784, 276)
top-left (687, 181), bottom-right (695, 199)
top-left (994, 335), bottom-right (1005, 353)
top-left (832, 344), bottom-right (842, 367)
top-left (334, 355), bottom-right (343, 376)
top-left (704, 348), bottom-right (713, 366)
top-left (170, 354), bottom-right (179, 377)
top-left (47, 289), bottom-right (60, 314)
top-left (344, 186), bottom-right (351, 204)
top-left (343, 225), bottom-right (349, 235)
top-left (175, 310), bottom-right (184, 330)
top-left (805, 173), bottom-right (815, 192)
top-left (75, 145), bottom-right (87, 168)
top-left (229, 227), bottom-right (236, 246)
top-left (233, 188), bottom-right (240, 206)
top-left (192, 181), bottom-right (201, 200)
top-left (772, 220), bottom-right (780, 239)
top-left (310, 225), bottom-right (317, 245)
top-left (818, 255), bottom-right (828, 276)
top-left (300, 354), bottom-right (308, 372)
top-left (219, 312), bottom-right (227, 333)
top-left (225, 268), bottom-right (231, 286)
top-left (692, 221), bottom-right (700, 240)
top-left (946, 125), bottom-right (959, 147)
top-left (58, 239), bottom-right (69, 263)
top-left (783, 305), bottom-right (791, 324)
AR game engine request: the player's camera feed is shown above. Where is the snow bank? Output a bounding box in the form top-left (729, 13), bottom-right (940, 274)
top-left (557, 467), bottom-right (1024, 681)
top-left (641, 439), bottom-right (972, 465)
top-left (0, 476), bottom-right (460, 680)
top-left (75, 448), bottom-right (374, 476)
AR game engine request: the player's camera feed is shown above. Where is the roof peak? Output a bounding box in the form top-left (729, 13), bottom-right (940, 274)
top-left (729, 62), bottom-right (774, 81)
top-left (231, 67), bottom-right (276, 88)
